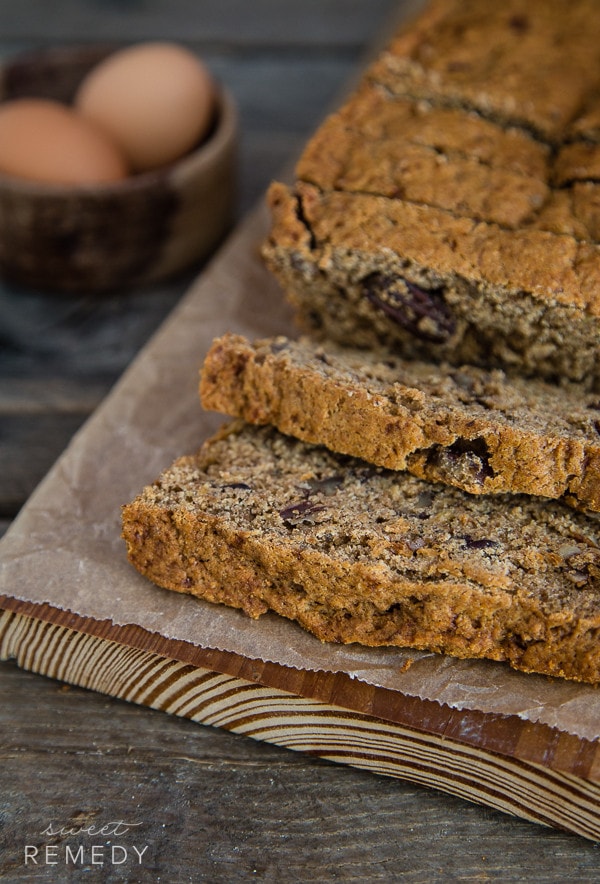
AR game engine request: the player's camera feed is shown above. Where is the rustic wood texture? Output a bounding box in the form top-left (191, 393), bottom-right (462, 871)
top-left (3, 661), bottom-right (600, 883)
top-left (2, 1), bottom-right (600, 879)
top-left (2, 604), bottom-right (600, 844)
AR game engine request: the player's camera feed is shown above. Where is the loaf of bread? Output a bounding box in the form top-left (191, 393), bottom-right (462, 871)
top-left (200, 332), bottom-right (600, 511)
top-left (122, 421), bottom-right (600, 684)
top-left (123, 0), bottom-right (600, 685)
top-left (262, 0), bottom-right (600, 387)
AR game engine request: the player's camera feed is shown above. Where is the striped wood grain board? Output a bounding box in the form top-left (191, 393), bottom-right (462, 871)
top-left (1, 596), bottom-right (599, 842)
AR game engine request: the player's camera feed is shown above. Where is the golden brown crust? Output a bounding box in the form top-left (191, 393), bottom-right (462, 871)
top-left (296, 83), bottom-right (551, 229)
top-left (199, 333), bottom-right (600, 511)
top-left (296, 80), bottom-right (600, 244)
top-left (122, 423), bottom-right (600, 684)
top-left (369, 0), bottom-right (600, 140)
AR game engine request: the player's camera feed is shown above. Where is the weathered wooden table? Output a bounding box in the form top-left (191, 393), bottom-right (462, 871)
top-left (2, 2), bottom-right (600, 881)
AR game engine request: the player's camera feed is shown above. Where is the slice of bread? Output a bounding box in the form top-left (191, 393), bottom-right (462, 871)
top-left (200, 333), bottom-right (600, 512)
top-left (122, 421), bottom-right (600, 684)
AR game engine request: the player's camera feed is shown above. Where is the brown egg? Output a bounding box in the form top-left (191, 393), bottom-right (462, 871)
top-left (75, 42), bottom-right (216, 173)
top-left (0, 98), bottom-right (128, 185)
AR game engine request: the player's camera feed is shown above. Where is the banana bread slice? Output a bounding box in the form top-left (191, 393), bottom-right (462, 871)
top-left (122, 422), bottom-right (600, 684)
top-left (199, 333), bottom-right (600, 512)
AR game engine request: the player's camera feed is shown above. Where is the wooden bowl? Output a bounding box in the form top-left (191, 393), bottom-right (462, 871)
top-left (0, 45), bottom-right (238, 292)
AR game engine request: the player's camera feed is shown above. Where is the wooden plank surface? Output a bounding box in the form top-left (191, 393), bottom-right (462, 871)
top-left (3, 601), bottom-right (600, 844)
top-left (2, 1), bottom-right (600, 879)
top-left (3, 659), bottom-right (600, 882)
top-left (0, 0), bottom-right (404, 45)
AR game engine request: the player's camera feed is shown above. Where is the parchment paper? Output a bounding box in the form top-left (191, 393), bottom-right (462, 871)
top-left (1, 201), bottom-right (599, 743)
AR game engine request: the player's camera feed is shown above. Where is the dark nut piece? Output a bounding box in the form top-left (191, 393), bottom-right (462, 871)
top-left (362, 272), bottom-right (455, 343)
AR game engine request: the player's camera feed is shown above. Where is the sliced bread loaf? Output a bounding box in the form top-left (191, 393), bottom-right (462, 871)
top-left (262, 0), bottom-right (600, 386)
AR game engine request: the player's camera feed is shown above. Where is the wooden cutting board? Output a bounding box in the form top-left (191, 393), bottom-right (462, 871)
top-left (1, 192), bottom-right (599, 845)
top-left (1, 590), bottom-right (600, 841)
